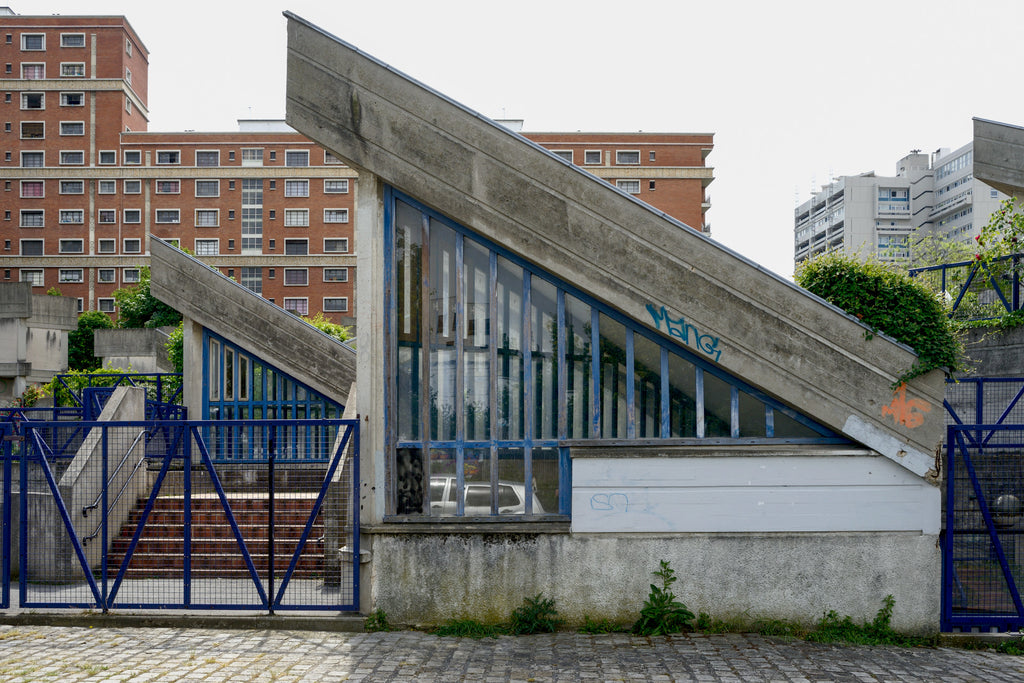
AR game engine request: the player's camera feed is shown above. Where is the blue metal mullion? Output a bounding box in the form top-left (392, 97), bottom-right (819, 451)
top-left (183, 426), bottom-right (192, 607)
top-left (942, 425), bottom-right (957, 631)
top-left (419, 211), bottom-right (431, 510)
top-left (557, 290), bottom-right (566, 441)
top-left (274, 423), bottom-right (355, 608)
top-left (351, 421), bottom-right (361, 610)
top-left (18, 432), bottom-right (26, 607)
top-left (660, 348), bottom-right (669, 439)
top-left (523, 273), bottom-right (534, 514)
top-left (489, 251), bottom-right (499, 515)
top-left (1, 425), bottom-right (10, 609)
top-left (696, 368), bottom-right (706, 439)
top-left (192, 425), bottom-right (269, 607)
top-left (100, 427), bottom-right (109, 611)
top-left (455, 234), bottom-right (466, 516)
top-left (591, 308), bottom-right (600, 439)
top-left (383, 187), bottom-right (396, 507)
top-left (626, 329), bottom-right (636, 440)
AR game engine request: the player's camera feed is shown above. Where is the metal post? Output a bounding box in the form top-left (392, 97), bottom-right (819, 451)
top-left (267, 426), bottom-right (275, 615)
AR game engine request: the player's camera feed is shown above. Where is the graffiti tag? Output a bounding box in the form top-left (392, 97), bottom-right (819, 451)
top-left (646, 304), bottom-right (723, 362)
top-left (590, 493), bottom-right (630, 513)
top-left (881, 383), bottom-right (931, 429)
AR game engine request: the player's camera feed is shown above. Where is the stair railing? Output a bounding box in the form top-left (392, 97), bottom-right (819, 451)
top-left (81, 429), bottom-right (148, 547)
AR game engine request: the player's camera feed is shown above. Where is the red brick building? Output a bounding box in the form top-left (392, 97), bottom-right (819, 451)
top-left (0, 10), bottom-right (709, 328)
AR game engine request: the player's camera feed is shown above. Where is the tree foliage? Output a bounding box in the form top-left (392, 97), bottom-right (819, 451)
top-left (165, 322), bottom-right (184, 373)
top-left (796, 253), bottom-right (963, 383)
top-left (112, 266), bottom-right (181, 329)
top-left (68, 311), bottom-right (115, 371)
top-left (301, 311), bottom-right (352, 344)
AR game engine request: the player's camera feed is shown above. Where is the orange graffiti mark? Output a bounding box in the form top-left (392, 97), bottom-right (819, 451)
top-left (881, 383), bottom-right (932, 429)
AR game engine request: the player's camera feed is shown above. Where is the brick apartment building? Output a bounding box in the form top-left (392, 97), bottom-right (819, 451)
top-left (0, 9), bottom-right (711, 327)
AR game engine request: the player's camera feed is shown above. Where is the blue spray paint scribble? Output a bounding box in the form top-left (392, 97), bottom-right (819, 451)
top-left (590, 493), bottom-right (629, 513)
top-left (646, 304), bottom-right (722, 362)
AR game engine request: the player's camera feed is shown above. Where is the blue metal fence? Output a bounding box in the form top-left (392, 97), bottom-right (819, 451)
top-left (910, 253), bottom-right (1022, 322)
top-left (0, 418), bottom-right (358, 613)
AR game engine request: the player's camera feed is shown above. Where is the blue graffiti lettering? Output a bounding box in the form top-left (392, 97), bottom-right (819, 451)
top-left (646, 304), bottom-right (722, 362)
top-left (590, 493), bottom-right (630, 513)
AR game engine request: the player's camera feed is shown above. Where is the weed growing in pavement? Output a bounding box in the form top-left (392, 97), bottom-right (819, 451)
top-left (578, 616), bottom-right (625, 634)
top-left (806, 595), bottom-right (934, 647)
top-left (632, 560), bottom-right (695, 636)
top-left (432, 618), bottom-right (505, 639)
top-left (364, 609), bottom-right (391, 632)
top-left (510, 594), bottom-right (563, 635)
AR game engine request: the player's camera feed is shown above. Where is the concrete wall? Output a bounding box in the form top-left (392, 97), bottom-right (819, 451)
top-left (94, 327), bottom-right (175, 373)
top-left (0, 282), bottom-right (77, 404)
top-left (974, 117), bottom-right (1024, 200)
top-left (960, 326), bottom-right (1024, 378)
top-left (368, 531), bottom-right (939, 634)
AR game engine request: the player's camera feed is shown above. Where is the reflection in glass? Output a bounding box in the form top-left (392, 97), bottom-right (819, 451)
top-left (531, 277), bottom-right (558, 440)
top-left (703, 371), bottom-right (733, 437)
top-left (497, 447), bottom-right (525, 516)
top-left (428, 448), bottom-right (456, 517)
top-left (532, 448), bottom-right (559, 515)
top-left (599, 314), bottom-right (628, 439)
top-left (667, 352), bottom-right (697, 437)
top-left (565, 295), bottom-right (592, 439)
top-left (464, 241), bottom-right (490, 441)
top-left (463, 448), bottom-right (491, 514)
top-left (395, 199), bottom-right (423, 441)
top-left (429, 219), bottom-right (457, 441)
top-left (738, 390), bottom-right (767, 438)
top-left (634, 334), bottom-right (662, 438)
top-left (497, 257), bottom-right (524, 440)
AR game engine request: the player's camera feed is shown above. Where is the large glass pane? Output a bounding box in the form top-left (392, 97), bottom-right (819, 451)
top-left (428, 448), bottom-right (457, 516)
top-left (396, 447), bottom-right (425, 515)
top-left (497, 447), bottom-right (525, 516)
top-left (667, 351), bottom-right (697, 437)
top-left (738, 390), bottom-right (767, 437)
top-left (224, 348), bottom-right (234, 401)
top-left (565, 295), bottom-right (592, 439)
top-left (533, 447), bottom-right (560, 515)
top-left (531, 278), bottom-right (558, 440)
top-left (429, 220), bottom-right (457, 441)
top-left (463, 448), bottom-right (491, 515)
top-left (396, 200), bottom-right (423, 441)
top-left (703, 371), bottom-right (733, 437)
top-left (772, 409), bottom-right (822, 438)
top-left (634, 335), bottom-right (662, 438)
top-left (463, 241), bottom-right (490, 441)
top-left (496, 257), bottom-right (524, 440)
top-left (209, 339), bottom-right (220, 402)
top-left (599, 314), bottom-right (628, 439)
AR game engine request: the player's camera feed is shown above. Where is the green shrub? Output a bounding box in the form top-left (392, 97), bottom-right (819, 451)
top-left (509, 593), bottom-right (562, 634)
top-left (364, 609), bottom-right (391, 632)
top-left (68, 311), bottom-right (115, 371)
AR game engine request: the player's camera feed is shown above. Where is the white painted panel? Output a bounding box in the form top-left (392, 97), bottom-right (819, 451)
top-left (571, 456), bottom-right (939, 534)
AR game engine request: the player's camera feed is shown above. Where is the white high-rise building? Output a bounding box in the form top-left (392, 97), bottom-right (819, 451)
top-left (794, 143), bottom-right (1007, 267)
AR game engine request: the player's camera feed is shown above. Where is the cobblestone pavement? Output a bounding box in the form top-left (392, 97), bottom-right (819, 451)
top-left (0, 625), bottom-right (1023, 682)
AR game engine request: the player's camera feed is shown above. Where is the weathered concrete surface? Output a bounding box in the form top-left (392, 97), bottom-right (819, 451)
top-left (975, 117), bottom-right (1024, 200)
top-left (367, 531), bottom-right (940, 634)
top-left (0, 282), bottom-right (77, 403)
top-left (284, 14), bottom-right (943, 478)
top-left (148, 238), bottom-right (356, 410)
top-left (960, 325), bottom-right (1024, 378)
top-left (94, 327), bottom-right (175, 373)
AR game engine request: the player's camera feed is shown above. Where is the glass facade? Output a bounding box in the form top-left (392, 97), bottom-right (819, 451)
top-left (386, 189), bottom-right (840, 520)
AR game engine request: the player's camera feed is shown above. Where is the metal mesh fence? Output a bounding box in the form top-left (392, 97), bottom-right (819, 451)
top-left (1, 419), bottom-right (357, 612)
top-left (945, 379), bottom-right (1024, 427)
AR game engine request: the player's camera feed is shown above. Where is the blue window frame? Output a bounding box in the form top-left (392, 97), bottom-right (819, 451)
top-left (203, 329), bottom-right (344, 426)
top-left (384, 188), bottom-right (844, 520)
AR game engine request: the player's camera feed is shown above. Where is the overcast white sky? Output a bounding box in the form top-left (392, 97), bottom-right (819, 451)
top-left (19, 0), bottom-right (1024, 277)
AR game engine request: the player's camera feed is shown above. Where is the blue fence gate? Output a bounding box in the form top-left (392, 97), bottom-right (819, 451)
top-left (0, 418), bottom-right (359, 613)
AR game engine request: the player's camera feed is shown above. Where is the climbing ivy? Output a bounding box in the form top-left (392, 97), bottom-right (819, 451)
top-left (795, 253), bottom-right (963, 385)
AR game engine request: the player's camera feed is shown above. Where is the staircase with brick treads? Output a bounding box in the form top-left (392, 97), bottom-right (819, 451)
top-left (107, 494), bottom-right (325, 579)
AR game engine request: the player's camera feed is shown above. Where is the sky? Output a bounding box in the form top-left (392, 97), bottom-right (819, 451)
top-left (18, 0), bottom-right (1024, 278)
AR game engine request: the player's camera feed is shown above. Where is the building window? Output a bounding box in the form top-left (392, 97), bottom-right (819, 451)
top-left (284, 209), bottom-right (309, 227)
top-left (21, 92), bottom-right (44, 110)
top-left (228, 150), bottom-right (235, 162)
top-left (284, 239), bottom-right (308, 256)
top-left (616, 179), bottom-right (641, 194)
top-left (240, 267), bottom-right (262, 294)
top-left (323, 267), bottom-right (348, 282)
top-left (155, 209), bottom-right (180, 224)
top-left (649, 180), bottom-right (656, 191)
top-left (195, 150), bottom-right (219, 167)
top-left (59, 268), bottom-right (83, 283)
top-left (20, 121), bottom-right (44, 139)
top-left (241, 148), bottom-right (263, 166)
top-left (268, 210), bottom-right (276, 219)
top-left (123, 239), bottom-right (141, 253)
top-left (284, 179), bottom-right (309, 197)
top-left (123, 268), bottom-right (141, 284)
top-left (156, 180), bottom-right (180, 194)
top-left (59, 121), bottom-right (84, 136)
top-left (323, 297), bottom-right (348, 313)
top-left (323, 209), bottom-right (348, 224)
top-left (268, 269), bottom-right (275, 279)
top-left (123, 150), bottom-right (141, 165)
top-left (228, 180), bottom-right (236, 191)
top-left (20, 180), bottom-right (44, 198)
top-left (195, 209), bottom-right (219, 227)
top-left (195, 180), bottom-right (219, 197)
top-left (195, 239), bottom-right (219, 255)
top-left (20, 210), bottom-right (44, 227)
top-left (20, 239), bottom-right (43, 256)
top-left (59, 239), bottom-right (83, 253)
top-left (97, 239), bottom-right (116, 253)
top-left (21, 270), bottom-right (44, 287)
top-left (269, 150), bottom-right (277, 161)
top-left (20, 33), bottom-right (44, 50)
top-left (60, 62), bottom-right (85, 77)
top-left (21, 151), bottom-right (44, 167)
top-left (284, 268), bottom-right (308, 286)
top-left (125, 67), bottom-right (132, 85)
top-left (551, 150), bottom-right (572, 163)
top-left (98, 180), bottom-right (116, 194)
top-left (98, 150), bottom-right (116, 165)
top-left (649, 151), bottom-right (656, 162)
top-left (98, 298), bottom-right (115, 313)
top-left (61, 33), bottom-right (86, 48)
top-left (97, 209), bottom-right (116, 224)
top-left (125, 39), bottom-right (132, 56)
top-left (324, 151), bottom-right (345, 165)
top-left (616, 150), bottom-right (640, 165)
top-left (123, 180), bottom-right (141, 194)
top-left (156, 150), bottom-right (180, 165)
top-left (21, 63), bottom-right (44, 79)
top-left (60, 92), bottom-right (83, 107)
top-left (324, 179), bottom-right (349, 194)
top-left (59, 209), bottom-right (84, 224)
top-left (228, 239), bottom-right (235, 250)
top-left (228, 210), bottom-right (236, 220)
top-left (285, 150), bottom-right (309, 167)
top-left (324, 238), bottom-right (349, 253)
top-left (60, 150), bottom-right (84, 165)
top-left (98, 269), bottom-right (116, 283)
top-left (283, 298), bottom-right (308, 315)
top-left (125, 97), bottom-right (132, 114)
top-left (123, 209), bottom-right (141, 224)
top-left (268, 239), bottom-right (275, 249)
top-left (584, 150), bottom-right (601, 165)
top-left (59, 180), bottom-right (84, 194)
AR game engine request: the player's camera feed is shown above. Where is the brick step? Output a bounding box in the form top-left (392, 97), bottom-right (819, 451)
top-left (122, 509), bottom-right (322, 527)
top-left (110, 566), bottom-right (330, 580)
top-left (111, 536), bottom-right (324, 556)
top-left (108, 552), bottom-right (325, 572)
top-left (113, 521), bottom-right (323, 540)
